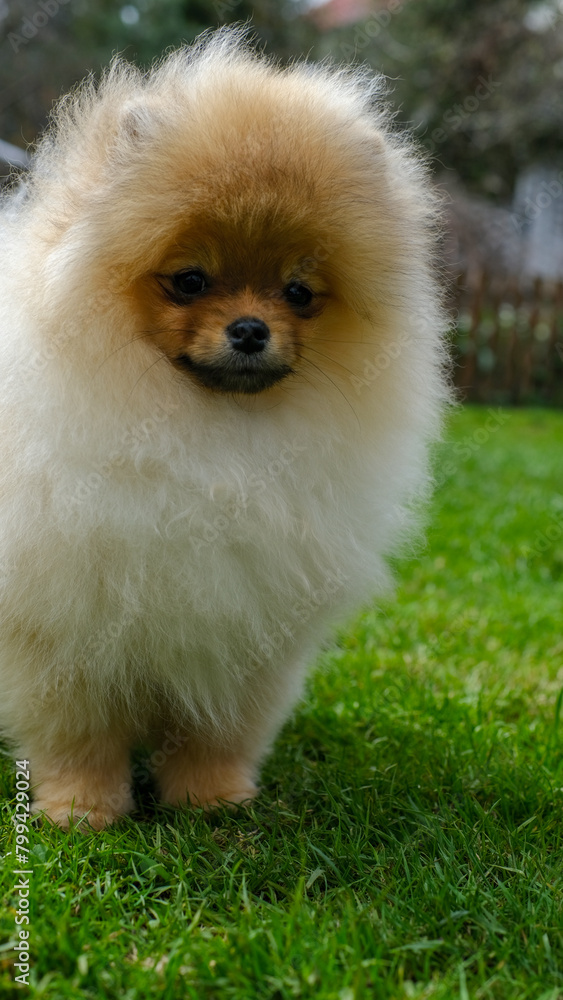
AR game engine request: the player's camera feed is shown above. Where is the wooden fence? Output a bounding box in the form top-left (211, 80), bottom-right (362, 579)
top-left (449, 271), bottom-right (563, 406)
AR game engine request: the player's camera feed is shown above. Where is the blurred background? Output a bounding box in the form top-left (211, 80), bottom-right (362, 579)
top-left (1, 0), bottom-right (563, 406)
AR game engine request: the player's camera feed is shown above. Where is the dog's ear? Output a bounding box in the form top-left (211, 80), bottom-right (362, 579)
top-left (103, 98), bottom-right (166, 170)
top-left (119, 102), bottom-right (157, 145)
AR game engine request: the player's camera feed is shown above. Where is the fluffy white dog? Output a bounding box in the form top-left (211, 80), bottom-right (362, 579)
top-left (0, 28), bottom-right (449, 827)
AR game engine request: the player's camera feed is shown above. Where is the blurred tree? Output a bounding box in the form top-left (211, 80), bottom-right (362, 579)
top-left (0, 0), bottom-right (316, 147)
top-left (2, 0), bottom-right (562, 204)
top-left (316, 0), bottom-right (563, 200)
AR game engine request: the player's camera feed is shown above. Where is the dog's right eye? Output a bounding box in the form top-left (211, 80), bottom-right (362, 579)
top-left (171, 270), bottom-right (208, 297)
top-left (284, 282), bottom-right (313, 309)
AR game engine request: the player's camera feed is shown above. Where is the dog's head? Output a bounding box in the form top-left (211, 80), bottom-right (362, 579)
top-left (29, 29), bottom-right (441, 399)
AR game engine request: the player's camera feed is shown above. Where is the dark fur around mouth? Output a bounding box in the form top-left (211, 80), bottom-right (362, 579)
top-left (173, 352), bottom-right (294, 394)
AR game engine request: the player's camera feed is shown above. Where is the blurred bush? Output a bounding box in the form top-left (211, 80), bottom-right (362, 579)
top-left (1, 0), bottom-right (562, 204)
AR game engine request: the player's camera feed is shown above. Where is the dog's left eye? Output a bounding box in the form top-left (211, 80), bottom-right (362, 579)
top-left (284, 282), bottom-right (313, 308)
top-left (172, 270), bottom-right (208, 297)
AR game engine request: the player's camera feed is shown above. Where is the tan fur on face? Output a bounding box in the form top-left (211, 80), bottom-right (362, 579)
top-left (132, 275), bottom-right (302, 375)
top-left (0, 27), bottom-right (450, 828)
top-left (128, 205), bottom-right (333, 391)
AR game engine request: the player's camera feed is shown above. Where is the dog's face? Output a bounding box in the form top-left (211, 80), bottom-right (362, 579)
top-left (61, 64), bottom-right (404, 398)
top-left (133, 209), bottom-right (332, 394)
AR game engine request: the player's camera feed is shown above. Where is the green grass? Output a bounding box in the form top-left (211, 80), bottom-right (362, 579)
top-left (1, 405), bottom-right (562, 999)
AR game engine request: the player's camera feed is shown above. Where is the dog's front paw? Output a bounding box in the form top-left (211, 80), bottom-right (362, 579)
top-left (32, 795), bottom-right (133, 831)
top-left (158, 755), bottom-right (258, 810)
top-left (31, 770), bottom-right (134, 830)
top-left (161, 784), bottom-right (258, 810)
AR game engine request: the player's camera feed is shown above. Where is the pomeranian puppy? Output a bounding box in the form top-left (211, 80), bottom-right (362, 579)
top-left (0, 27), bottom-right (449, 828)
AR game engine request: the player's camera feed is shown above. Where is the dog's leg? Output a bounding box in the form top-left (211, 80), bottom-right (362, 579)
top-left (155, 663), bottom-right (307, 809)
top-left (29, 736), bottom-right (134, 830)
top-left (155, 733), bottom-right (259, 809)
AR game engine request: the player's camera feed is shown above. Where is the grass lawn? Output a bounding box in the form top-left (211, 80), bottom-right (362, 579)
top-left (1, 405), bottom-right (562, 999)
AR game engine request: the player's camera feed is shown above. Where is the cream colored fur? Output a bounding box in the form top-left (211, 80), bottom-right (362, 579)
top-left (0, 27), bottom-right (450, 828)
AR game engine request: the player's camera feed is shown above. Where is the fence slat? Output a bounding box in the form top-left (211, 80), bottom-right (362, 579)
top-left (450, 270), bottom-right (563, 406)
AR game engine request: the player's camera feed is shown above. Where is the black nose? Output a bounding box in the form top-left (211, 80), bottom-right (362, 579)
top-left (226, 316), bottom-right (270, 355)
